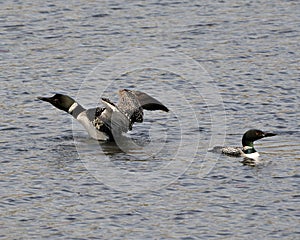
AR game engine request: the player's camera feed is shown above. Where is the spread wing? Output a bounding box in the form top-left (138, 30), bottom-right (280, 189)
top-left (98, 98), bottom-right (131, 133)
top-left (94, 89), bottom-right (169, 135)
top-left (117, 89), bottom-right (144, 126)
top-left (117, 89), bottom-right (169, 125)
top-left (131, 90), bottom-right (169, 112)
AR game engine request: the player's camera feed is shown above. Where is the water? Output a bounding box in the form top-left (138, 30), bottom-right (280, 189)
top-left (1, 0), bottom-right (299, 239)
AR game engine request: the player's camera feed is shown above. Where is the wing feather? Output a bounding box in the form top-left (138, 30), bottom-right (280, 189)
top-left (117, 89), bottom-right (169, 124)
top-left (131, 90), bottom-right (169, 112)
top-left (94, 89), bottom-right (169, 135)
top-left (100, 98), bottom-right (131, 132)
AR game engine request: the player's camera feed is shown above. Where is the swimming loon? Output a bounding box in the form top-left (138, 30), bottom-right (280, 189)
top-left (38, 89), bottom-right (169, 141)
top-left (211, 129), bottom-right (276, 162)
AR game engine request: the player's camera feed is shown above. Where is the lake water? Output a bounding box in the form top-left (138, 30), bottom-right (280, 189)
top-left (1, 0), bottom-right (299, 239)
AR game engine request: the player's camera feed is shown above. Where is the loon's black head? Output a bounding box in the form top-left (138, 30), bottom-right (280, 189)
top-left (37, 93), bottom-right (76, 112)
top-left (242, 129), bottom-right (276, 147)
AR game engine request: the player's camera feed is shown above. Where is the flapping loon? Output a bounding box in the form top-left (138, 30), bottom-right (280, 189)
top-left (211, 129), bottom-right (276, 162)
top-left (38, 89), bottom-right (169, 141)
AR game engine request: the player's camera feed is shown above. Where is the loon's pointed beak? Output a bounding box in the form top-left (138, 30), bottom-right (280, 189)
top-left (263, 132), bottom-right (277, 138)
top-left (37, 96), bottom-right (51, 102)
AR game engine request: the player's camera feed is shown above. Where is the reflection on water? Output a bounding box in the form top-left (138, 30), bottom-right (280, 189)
top-left (1, 0), bottom-right (299, 239)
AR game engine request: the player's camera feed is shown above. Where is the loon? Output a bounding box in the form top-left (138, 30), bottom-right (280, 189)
top-left (211, 129), bottom-right (276, 162)
top-left (38, 89), bottom-right (169, 141)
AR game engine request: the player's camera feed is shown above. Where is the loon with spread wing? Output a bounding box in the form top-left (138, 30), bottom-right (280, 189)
top-left (38, 89), bottom-right (169, 141)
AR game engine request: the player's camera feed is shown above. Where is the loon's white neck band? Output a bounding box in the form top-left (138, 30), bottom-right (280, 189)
top-left (68, 102), bottom-right (78, 113)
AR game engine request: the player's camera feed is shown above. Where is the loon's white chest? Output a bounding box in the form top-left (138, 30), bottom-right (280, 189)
top-left (76, 111), bottom-right (109, 141)
top-left (240, 146), bottom-right (260, 161)
top-left (241, 150), bottom-right (260, 161)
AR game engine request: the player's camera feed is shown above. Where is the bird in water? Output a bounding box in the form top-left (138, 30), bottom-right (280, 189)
top-left (38, 89), bottom-right (169, 141)
top-left (210, 129), bottom-right (276, 165)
